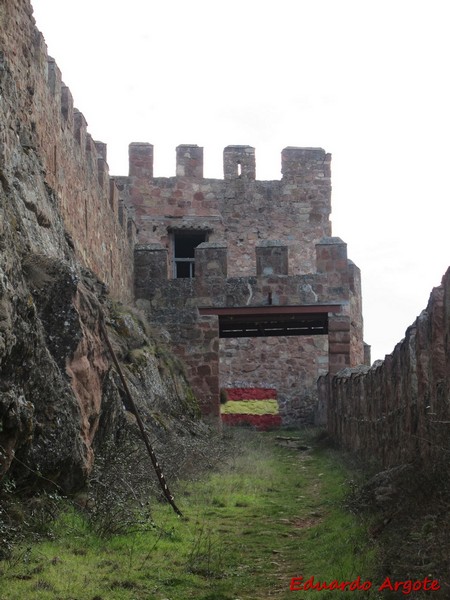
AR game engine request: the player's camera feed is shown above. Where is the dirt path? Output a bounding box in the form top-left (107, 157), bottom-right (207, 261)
top-left (0, 429), bottom-right (378, 600)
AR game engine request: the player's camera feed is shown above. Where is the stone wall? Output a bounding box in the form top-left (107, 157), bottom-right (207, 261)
top-left (0, 0), bottom-right (134, 302)
top-left (125, 141), bottom-right (366, 424)
top-left (220, 335), bottom-right (329, 425)
top-left (119, 144), bottom-right (332, 277)
top-left (323, 267), bottom-right (450, 467)
top-left (1, 0), bottom-right (213, 494)
top-left (135, 276), bottom-right (221, 422)
top-left (135, 239), bottom-right (365, 424)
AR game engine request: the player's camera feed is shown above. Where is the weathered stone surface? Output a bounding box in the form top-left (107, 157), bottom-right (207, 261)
top-left (0, 0), bottom-right (204, 492)
top-left (136, 257), bottom-right (362, 424)
top-left (220, 335), bottom-right (328, 425)
top-left (322, 268), bottom-right (450, 468)
top-left (0, 242), bottom-right (203, 491)
top-left (256, 242), bottom-right (289, 276)
top-left (195, 243), bottom-right (228, 278)
top-left (0, 0), bottom-right (134, 303)
top-left (121, 145), bottom-right (333, 277)
top-left (0, 0), bottom-right (367, 463)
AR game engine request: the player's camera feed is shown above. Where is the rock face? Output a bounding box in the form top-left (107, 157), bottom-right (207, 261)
top-left (0, 0), bottom-right (202, 492)
top-left (322, 267), bottom-right (450, 468)
top-left (0, 196), bottom-right (200, 491)
top-left (0, 229), bottom-right (201, 492)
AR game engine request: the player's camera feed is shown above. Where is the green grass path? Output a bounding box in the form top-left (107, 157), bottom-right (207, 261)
top-left (0, 429), bottom-right (378, 600)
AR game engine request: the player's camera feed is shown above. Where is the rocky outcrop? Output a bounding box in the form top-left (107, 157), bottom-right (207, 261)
top-left (322, 267), bottom-right (450, 468)
top-left (0, 0), bottom-right (203, 493)
top-left (0, 105), bottom-right (89, 488)
top-left (0, 206), bottom-right (202, 492)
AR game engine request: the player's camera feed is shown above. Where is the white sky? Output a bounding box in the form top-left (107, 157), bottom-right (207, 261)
top-left (31, 0), bottom-right (449, 362)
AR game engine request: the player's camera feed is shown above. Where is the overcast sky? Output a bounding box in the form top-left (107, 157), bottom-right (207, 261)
top-left (31, 0), bottom-right (449, 362)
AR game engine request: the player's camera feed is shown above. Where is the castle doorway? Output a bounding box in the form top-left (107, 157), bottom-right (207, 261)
top-left (200, 305), bottom-right (335, 425)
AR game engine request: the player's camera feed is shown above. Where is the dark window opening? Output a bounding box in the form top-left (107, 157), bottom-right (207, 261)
top-left (174, 232), bottom-right (207, 278)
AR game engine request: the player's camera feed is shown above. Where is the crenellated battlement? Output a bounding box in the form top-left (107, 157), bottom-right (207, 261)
top-left (120, 135), bottom-right (358, 423)
top-left (128, 142), bottom-right (330, 182)
top-left (223, 145), bottom-right (256, 180)
top-left (120, 141), bottom-right (333, 279)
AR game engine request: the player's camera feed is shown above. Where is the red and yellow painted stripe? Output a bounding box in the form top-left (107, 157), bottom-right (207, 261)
top-left (220, 388), bottom-right (281, 430)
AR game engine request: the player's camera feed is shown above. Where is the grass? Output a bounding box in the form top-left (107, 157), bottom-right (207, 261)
top-left (0, 429), bottom-right (379, 599)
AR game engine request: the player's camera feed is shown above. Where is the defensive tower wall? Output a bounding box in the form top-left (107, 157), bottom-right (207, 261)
top-left (0, 0), bottom-right (135, 302)
top-left (133, 238), bottom-right (365, 424)
top-left (118, 143), bottom-right (332, 278)
top-left (121, 145), bottom-right (366, 424)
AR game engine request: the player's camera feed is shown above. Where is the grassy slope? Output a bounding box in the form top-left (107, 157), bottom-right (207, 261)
top-left (0, 430), bottom-right (379, 600)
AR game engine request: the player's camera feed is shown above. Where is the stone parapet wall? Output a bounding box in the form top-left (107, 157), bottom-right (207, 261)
top-left (122, 143), bottom-right (332, 277)
top-left (347, 261), bottom-right (365, 366)
top-left (0, 0), bottom-right (134, 301)
top-left (323, 267), bottom-right (450, 467)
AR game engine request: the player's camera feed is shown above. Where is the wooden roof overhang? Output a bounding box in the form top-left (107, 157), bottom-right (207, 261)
top-left (198, 304), bottom-right (342, 338)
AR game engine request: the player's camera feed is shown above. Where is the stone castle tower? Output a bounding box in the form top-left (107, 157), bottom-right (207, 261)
top-left (116, 143), bottom-right (367, 424)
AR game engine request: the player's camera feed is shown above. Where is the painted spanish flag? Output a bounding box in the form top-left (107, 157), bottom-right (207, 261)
top-left (220, 388), bottom-right (281, 430)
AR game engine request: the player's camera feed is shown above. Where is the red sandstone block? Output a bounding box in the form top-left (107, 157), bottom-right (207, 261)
top-left (334, 259), bottom-right (349, 271)
top-left (329, 354), bottom-right (350, 366)
top-left (199, 321), bottom-right (217, 330)
top-left (325, 260), bottom-right (339, 273)
top-left (202, 352), bottom-right (219, 364)
top-left (210, 364), bottom-right (219, 376)
top-left (330, 246), bottom-right (347, 259)
top-left (329, 343), bottom-right (351, 354)
top-left (317, 248), bottom-right (331, 260)
top-left (206, 375), bottom-right (219, 388)
top-left (329, 333), bottom-right (351, 346)
top-left (197, 365), bottom-right (211, 377)
top-left (190, 376), bottom-right (205, 389)
top-left (225, 388), bottom-right (277, 400)
top-left (329, 331), bottom-right (351, 343)
top-left (328, 318), bottom-right (351, 332)
top-left (202, 331), bottom-right (218, 343)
